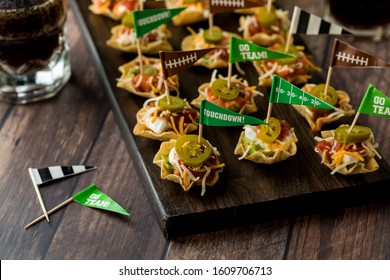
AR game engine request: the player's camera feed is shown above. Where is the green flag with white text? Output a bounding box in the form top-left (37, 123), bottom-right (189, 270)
top-left (269, 75), bottom-right (337, 110)
top-left (358, 84), bottom-right (390, 118)
top-left (199, 100), bottom-right (267, 126)
top-left (72, 184), bottom-right (130, 216)
top-left (229, 37), bottom-right (295, 63)
top-left (133, 8), bottom-right (186, 38)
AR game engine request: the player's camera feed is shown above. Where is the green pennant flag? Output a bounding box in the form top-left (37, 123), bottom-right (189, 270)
top-left (133, 8), bottom-right (186, 38)
top-left (199, 100), bottom-right (267, 126)
top-left (72, 184), bottom-right (130, 216)
top-left (229, 37), bottom-right (295, 63)
top-left (358, 84), bottom-right (390, 118)
top-left (269, 75), bottom-right (337, 110)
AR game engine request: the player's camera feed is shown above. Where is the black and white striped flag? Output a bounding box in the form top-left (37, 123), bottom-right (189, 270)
top-left (289, 6), bottom-right (352, 35)
top-left (29, 165), bottom-right (97, 186)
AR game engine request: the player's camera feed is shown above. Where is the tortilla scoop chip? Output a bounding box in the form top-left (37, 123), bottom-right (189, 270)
top-left (153, 139), bottom-right (223, 191)
top-left (234, 131), bottom-right (298, 164)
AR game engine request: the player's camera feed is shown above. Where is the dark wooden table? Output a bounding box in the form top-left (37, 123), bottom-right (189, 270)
top-left (1, 0), bottom-right (390, 260)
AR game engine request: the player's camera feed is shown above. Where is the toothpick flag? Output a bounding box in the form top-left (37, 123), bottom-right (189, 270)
top-left (269, 75), bottom-right (337, 110)
top-left (358, 85), bottom-right (390, 118)
top-left (133, 8), bottom-right (186, 38)
top-left (330, 39), bottom-right (390, 68)
top-left (289, 6), bottom-right (352, 35)
top-left (29, 165), bottom-right (97, 186)
top-left (72, 184), bottom-right (130, 215)
top-left (209, 0), bottom-right (265, 13)
top-left (229, 37), bottom-right (295, 63)
top-left (159, 48), bottom-right (215, 78)
top-left (199, 100), bottom-right (267, 126)
top-left (25, 184), bottom-right (129, 229)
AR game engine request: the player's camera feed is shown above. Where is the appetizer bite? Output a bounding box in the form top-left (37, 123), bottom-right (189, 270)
top-left (107, 14), bottom-right (173, 54)
top-left (234, 117), bottom-right (298, 164)
top-left (165, 0), bottom-right (207, 26)
top-left (89, 0), bottom-right (138, 20)
top-left (292, 83), bottom-right (355, 133)
top-left (181, 26), bottom-right (240, 69)
top-left (192, 70), bottom-right (262, 114)
top-left (314, 125), bottom-right (381, 175)
top-left (134, 95), bottom-right (199, 141)
top-left (153, 135), bottom-right (225, 195)
top-left (117, 55), bottom-right (179, 98)
top-left (239, 5), bottom-right (290, 47)
top-left (253, 43), bottom-right (320, 87)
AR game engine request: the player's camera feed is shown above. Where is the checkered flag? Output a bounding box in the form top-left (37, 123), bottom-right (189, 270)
top-left (159, 48), bottom-right (215, 78)
top-left (289, 6), bottom-right (352, 35)
top-left (29, 165), bottom-right (97, 186)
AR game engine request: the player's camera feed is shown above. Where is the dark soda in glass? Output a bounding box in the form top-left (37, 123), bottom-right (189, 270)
top-left (0, 0), bottom-right (67, 75)
top-left (328, 0), bottom-right (390, 30)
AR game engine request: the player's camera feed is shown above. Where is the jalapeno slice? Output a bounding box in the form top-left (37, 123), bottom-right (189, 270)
top-left (274, 44), bottom-right (299, 65)
top-left (334, 125), bottom-right (371, 144)
top-left (256, 6), bottom-right (278, 27)
top-left (121, 13), bottom-right (134, 28)
top-left (308, 84), bottom-right (338, 114)
top-left (203, 27), bottom-right (223, 44)
top-left (258, 117), bottom-right (281, 143)
top-left (310, 84), bottom-right (338, 106)
top-left (175, 135), bottom-right (213, 167)
top-left (211, 78), bottom-right (239, 100)
top-left (157, 96), bottom-right (186, 112)
top-left (131, 64), bottom-right (158, 76)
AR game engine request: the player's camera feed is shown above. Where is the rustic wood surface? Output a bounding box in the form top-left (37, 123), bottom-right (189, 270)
top-left (1, 0), bottom-right (390, 259)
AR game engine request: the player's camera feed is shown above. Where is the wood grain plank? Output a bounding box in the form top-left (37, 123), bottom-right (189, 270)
top-left (73, 0), bottom-right (390, 240)
top-left (0, 9), bottom-right (110, 260)
top-left (45, 111), bottom-right (167, 259)
top-left (286, 204), bottom-right (390, 259)
top-left (166, 220), bottom-right (290, 259)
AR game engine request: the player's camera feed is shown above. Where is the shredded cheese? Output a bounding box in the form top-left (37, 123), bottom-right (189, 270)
top-left (170, 116), bottom-right (180, 135)
top-left (151, 107), bottom-right (159, 123)
top-left (179, 116), bottom-right (185, 135)
top-left (201, 167), bottom-right (211, 196)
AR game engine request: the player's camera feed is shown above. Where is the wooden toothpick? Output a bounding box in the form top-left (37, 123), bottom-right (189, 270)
top-left (227, 63), bottom-right (233, 88)
top-left (323, 66), bottom-right (333, 98)
top-left (24, 197), bottom-right (74, 229)
top-left (28, 168), bottom-right (49, 222)
top-left (348, 112), bottom-right (361, 134)
top-left (267, 0), bottom-right (272, 13)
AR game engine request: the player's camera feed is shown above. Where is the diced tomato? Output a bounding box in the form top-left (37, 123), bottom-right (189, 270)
top-left (132, 75), bottom-right (153, 92)
top-left (315, 140), bottom-right (333, 153)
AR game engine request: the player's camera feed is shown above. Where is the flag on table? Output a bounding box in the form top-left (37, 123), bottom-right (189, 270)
top-left (133, 8), bottom-right (185, 38)
top-left (229, 37), bottom-right (295, 63)
top-left (289, 6), bottom-right (352, 35)
top-left (159, 48), bottom-right (215, 78)
top-left (29, 165), bottom-right (96, 186)
top-left (209, 0), bottom-right (265, 14)
top-left (72, 184), bottom-right (130, 216)
top-left (199, 100), bottom-right (267, 126)
top-left (269, 75), bottom-right (337, 110)
top-left (330, 39), bottom-right (390, 68)
top-left (358, 84), bottom-right (390, 118)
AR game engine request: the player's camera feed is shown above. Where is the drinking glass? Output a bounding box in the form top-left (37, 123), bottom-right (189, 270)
top-left (0, 0), bottom-right (71, 104)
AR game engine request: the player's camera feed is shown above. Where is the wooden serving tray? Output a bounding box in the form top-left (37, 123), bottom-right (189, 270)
top-left (71, 0), bottom-right (390, 238)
